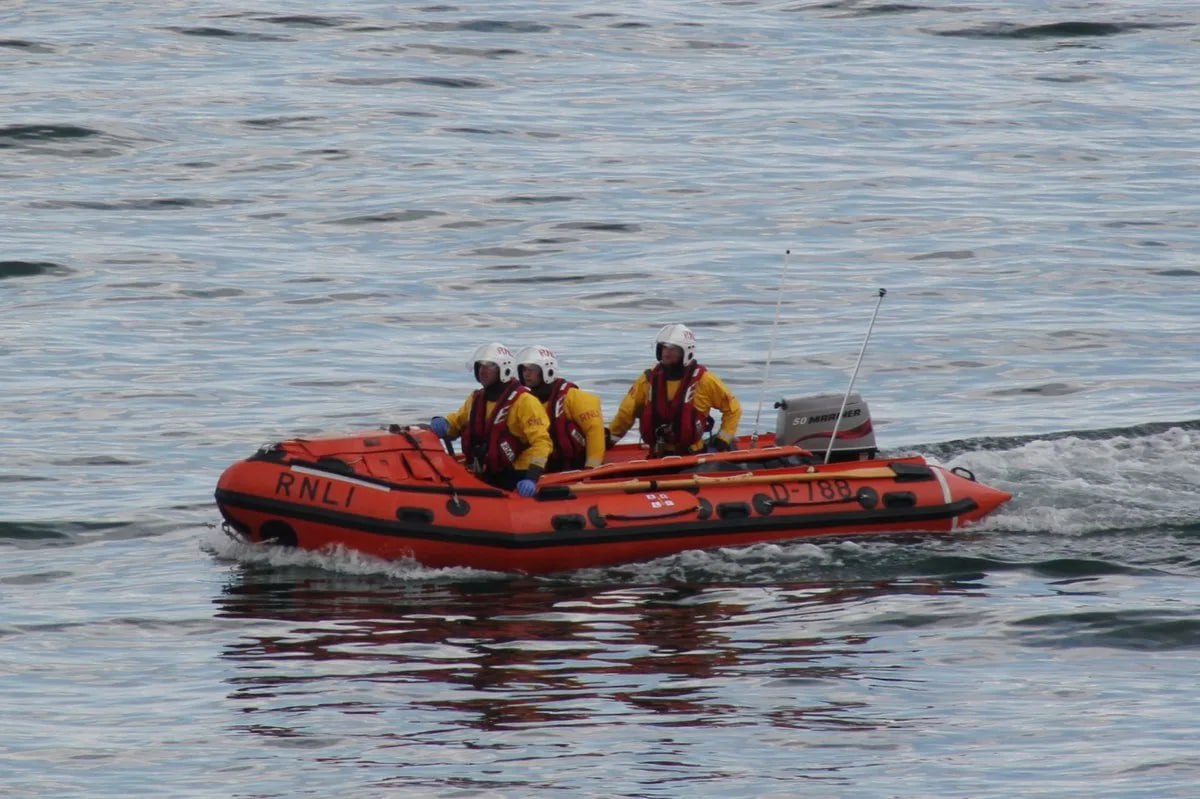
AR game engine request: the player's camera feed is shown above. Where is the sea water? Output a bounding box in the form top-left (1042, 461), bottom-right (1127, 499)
top-left (2, 2), bottom-right (1199, 797)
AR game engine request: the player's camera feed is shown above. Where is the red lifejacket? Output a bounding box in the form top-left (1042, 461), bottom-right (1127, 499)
top-left (638, 363), bottom-right (710, 454)
top-left (545, 379), bottom-right (586, 471)
top-left (461, 379), bottom-right (527, 476)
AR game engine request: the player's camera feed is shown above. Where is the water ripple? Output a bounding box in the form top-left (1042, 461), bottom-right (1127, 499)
top-left (0, 260), bottom-right (74, 279)
top-left (1014, 610), bottom-right (1200, 650)
top-left (930, 20), bottom-right (1181, 39)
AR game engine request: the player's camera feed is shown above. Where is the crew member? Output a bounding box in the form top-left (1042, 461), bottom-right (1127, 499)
top-left (515, 345), bottom-right (605, 472)
top-left (606, 324), bottom-right (742, 456)
top-left (430, 342), bottom-right (552, 496)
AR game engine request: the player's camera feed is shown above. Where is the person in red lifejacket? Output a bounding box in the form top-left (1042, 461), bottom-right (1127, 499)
top-left (429, 342), bottom-right (552, 496)
top-left (514, 345), bottom-right (605, 472)
top-left (606, 323), bottom-right (742, 456)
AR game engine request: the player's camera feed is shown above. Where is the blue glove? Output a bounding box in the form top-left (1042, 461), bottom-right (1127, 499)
top-left (429, 416), bottom-right (450, 438)
top-left (516, 479), bottom-right (537, 497)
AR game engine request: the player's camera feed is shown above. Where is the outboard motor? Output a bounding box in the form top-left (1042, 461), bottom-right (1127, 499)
top-left (775, 393), bottom-right (877, 461)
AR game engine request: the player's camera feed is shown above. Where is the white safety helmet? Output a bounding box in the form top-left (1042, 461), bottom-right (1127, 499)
top-left (469, 342), bottom-right (515, 382)
top-left (515, 345), bottom-right (558, 382)
top-left (655, 323), bottom-right (696, 366)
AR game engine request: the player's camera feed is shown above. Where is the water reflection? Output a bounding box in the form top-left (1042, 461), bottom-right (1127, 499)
top-left (214, 567), bottom-right (969, 738)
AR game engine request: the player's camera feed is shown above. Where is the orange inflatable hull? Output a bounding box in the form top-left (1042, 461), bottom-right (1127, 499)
top-left (214, 427), bottom-right (1011, 574)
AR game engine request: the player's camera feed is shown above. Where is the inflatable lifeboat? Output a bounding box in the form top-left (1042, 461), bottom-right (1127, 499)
top-left (214, 394), bottom-right (1011, 574)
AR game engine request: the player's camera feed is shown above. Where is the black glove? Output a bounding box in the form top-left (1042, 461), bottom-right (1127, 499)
top-left (708, 437), bottom-right (732, 453)
top-left (604, 428), bottom-right (616, 449)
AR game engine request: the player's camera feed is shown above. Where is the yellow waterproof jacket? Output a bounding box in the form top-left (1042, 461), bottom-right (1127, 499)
top-left (445, 389), bottom-right (551, 471)
top-left (549, 386), bottom-right (606, 470)
top-left (608, 367), bottom-right (742, 452)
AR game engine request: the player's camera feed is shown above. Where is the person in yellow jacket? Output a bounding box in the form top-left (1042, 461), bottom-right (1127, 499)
top-left (515, 345), bottom-right (606, 472)
top-left (606, 323), bottom-right (742, 456)
top-left (429, 342), bottom-right (552, 496)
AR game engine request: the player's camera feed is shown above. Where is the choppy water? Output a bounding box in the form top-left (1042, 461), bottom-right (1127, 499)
top-left (3, 1), bottom-right (1199, 797)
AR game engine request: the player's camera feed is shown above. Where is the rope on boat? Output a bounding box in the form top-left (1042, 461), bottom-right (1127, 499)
top-left (399, 426), bottom-right (463, 508)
